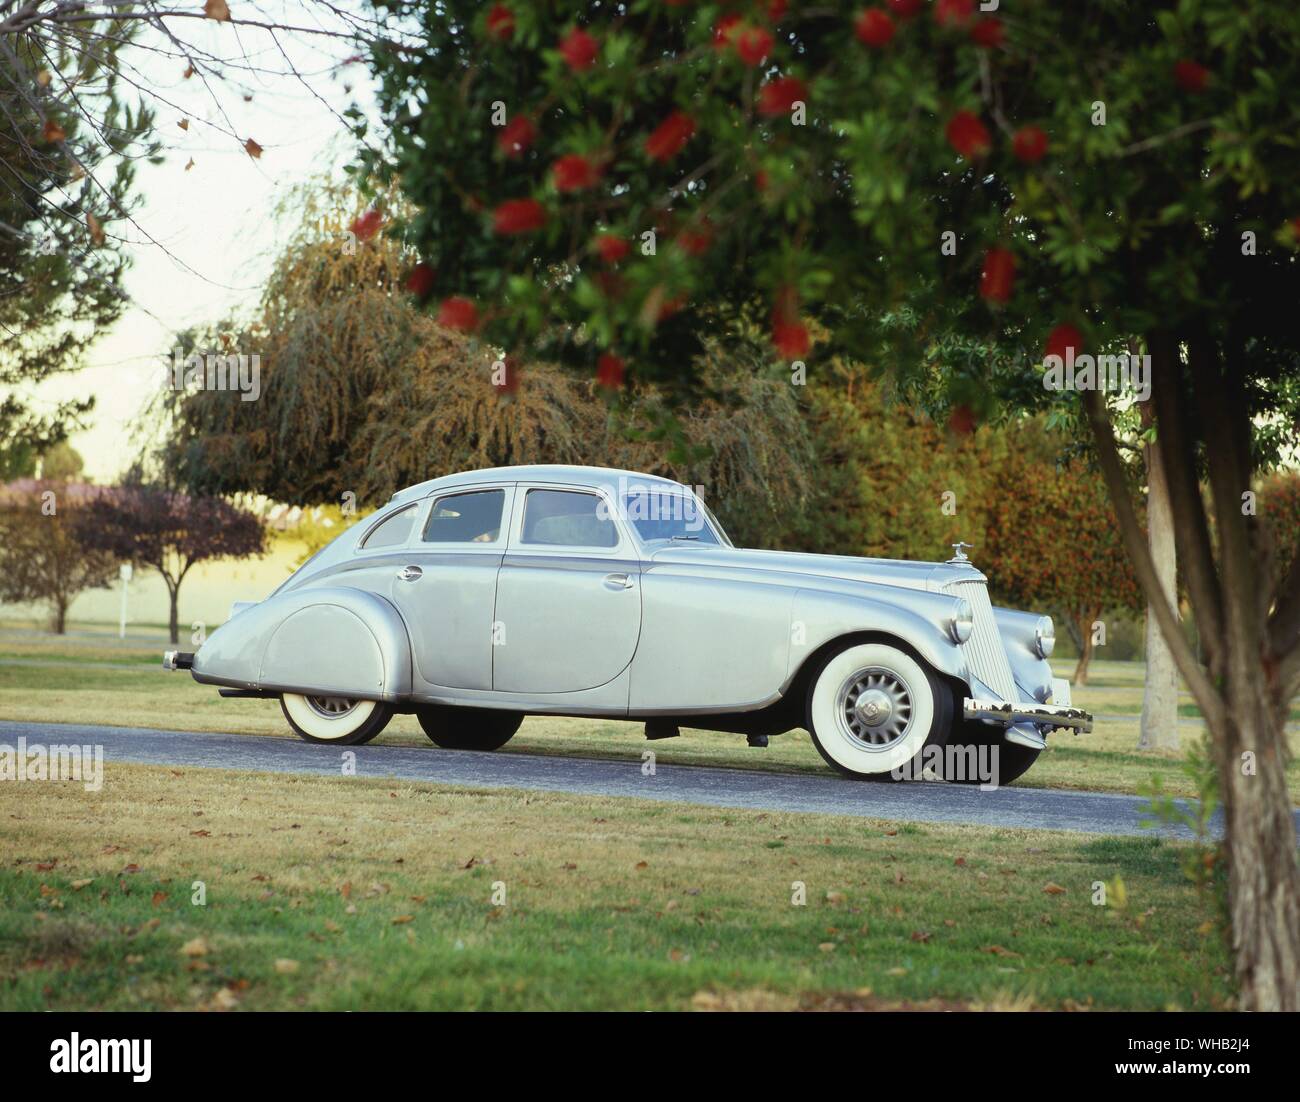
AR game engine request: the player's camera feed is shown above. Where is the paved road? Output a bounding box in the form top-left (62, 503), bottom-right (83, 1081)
top-left (4, 720), bottom-right (1297, 841)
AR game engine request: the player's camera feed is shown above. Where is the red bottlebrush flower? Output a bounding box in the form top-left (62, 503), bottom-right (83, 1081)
top-left (771, 287), bottom-right (809, 361)
top-left (645, 111), bottom-right (696, 162)
top-left (596, 353), bottom-right (626, 390)
top-left (948, 404), bottom-right (976, 435)
top-left (404, 262), bottom-right (436, 300)
top-left (349, 208), bottom-right (382, 242)
top-left (734, 25), bottom-right (774, 66)
top-left (713, 14), bottom-right (743, 49)
top-left (552, 154), bottom-right (602, 192)
top-left (559, 27), bottom-right (599, 72)
top-left (496, 115), bottom-right (535, 158)
top-left (437, 296), bottom-right (478, 332)
top-left (979, 247), bottom-right (1016, 304)
top-left (594, 270), bottom-right (626, 300)
top-left (970, 16), bottom-right (1004, 48)
top-left (768, 0), bottom-right (789, 22)
top-left (492, 198), bottom-right (546, 235)
top-left (946, 110), bottom-right (990, 158)
top-left (485, 4), bottom-right (514, 41)
top-left (676, 221), bottom-right (713, 256)
top-left (934, 0), bottom-right (974, 28)
top-left (595, 234), bottom-right (630, 263)
top-left (657, 294), bottom-right (686, 321)
top-left (758, 76), bottom-right (808, 117)
top-left (1012, 125), bottom-right (1048, 163)
top-left (755, 168), bottom-right (770, 192)
top-left (855, 9), bottom-right (896, 48)
top-left (1044, 323), bottom-right (1084, 363)
top-left (1174, 59), bottom-right (1210, 93)
top-left (888, 0), bottom-right (923, 17)
top-left (493, 356), bottom-right (520, 394)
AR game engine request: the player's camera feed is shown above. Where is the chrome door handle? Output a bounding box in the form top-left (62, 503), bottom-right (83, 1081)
top-left (397, 565), bottom-right (423, 582)
top-left (603, 572), bottom-right (634, 590)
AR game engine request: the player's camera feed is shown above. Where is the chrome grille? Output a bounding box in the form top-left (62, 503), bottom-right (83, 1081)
top-left (943, 577), bottom-right (1017, 701)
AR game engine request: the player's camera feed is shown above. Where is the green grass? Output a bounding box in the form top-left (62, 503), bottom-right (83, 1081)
top-left (3, 621), bottom-right (1297, 802)
top-left (0, 762), bottom-right (1231, 1011)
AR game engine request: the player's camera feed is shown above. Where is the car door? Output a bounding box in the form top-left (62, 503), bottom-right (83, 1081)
top-left (386, 485), bottom-right (514, 691)
top-left (492, 484), bottom-right (642, 694)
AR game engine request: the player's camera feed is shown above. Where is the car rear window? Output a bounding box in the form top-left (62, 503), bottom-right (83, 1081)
top-left (423, 489), bottom-right (505, 544)
top-left (361, 504), bottom-right (416, 549)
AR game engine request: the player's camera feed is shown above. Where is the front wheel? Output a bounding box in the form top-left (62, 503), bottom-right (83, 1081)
top-left (805, 642), bottom-right (952, 780)
top-left (281, 693), bottom-right (393, 745)
top-left (416, 705), bottom-right (522, 751)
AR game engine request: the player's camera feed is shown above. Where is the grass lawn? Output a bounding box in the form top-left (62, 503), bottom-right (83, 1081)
top-left (3, 621), bottom-right (1297, 802)
top-left (0, 761), bottom-right (1231, 1011)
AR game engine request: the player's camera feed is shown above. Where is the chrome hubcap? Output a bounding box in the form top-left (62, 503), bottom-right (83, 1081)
top-left (836, 667), bottom-right (913, 750)
top-left (305, 696), bottom-right (358, 720)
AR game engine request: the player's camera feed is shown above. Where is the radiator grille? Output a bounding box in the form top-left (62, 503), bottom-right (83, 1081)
top-left (944, 577), bottom-right (1017, 701)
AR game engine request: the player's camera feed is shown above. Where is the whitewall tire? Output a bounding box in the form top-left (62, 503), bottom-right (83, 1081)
top-left (805, 642), bottom-right (952, 779)
top-left (281, 693), bottom-right (393, 745)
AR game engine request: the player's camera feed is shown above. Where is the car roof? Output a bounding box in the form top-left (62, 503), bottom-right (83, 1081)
top-left (388, 465), bottom-right (688, 506)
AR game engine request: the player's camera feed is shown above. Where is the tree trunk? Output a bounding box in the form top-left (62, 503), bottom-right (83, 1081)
top-left (1071, 613), bottom-right (1094, 685)
top-left (168, 586), bottom-right (180, 645)
top-left (1216, 680), bottom-right (1300, 1009)
top-left (52, 598), bottom-right (67, 635)
top-left (1139, 415), bottom-right (1180, 750)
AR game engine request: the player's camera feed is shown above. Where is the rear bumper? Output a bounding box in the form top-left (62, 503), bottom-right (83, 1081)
top-left (963, 697), bottom-right (1093, 733)
top-left (162, 651), bottom-right (195, 671)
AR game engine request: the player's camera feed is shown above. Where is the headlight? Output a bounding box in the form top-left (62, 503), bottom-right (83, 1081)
top-left (949, 598), bottom-right (974, 644)
top-left (1034, 615), bottom-right (1055, 658)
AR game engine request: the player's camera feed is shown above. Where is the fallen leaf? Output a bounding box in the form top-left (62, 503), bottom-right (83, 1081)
top-left (910, 930), bottom-right (932, 943)
top-left (151, 891), bottom-right (167, 907)
top-left (180, 937), bottom-right (209, 958)
top-left (885, 966), bottom-right (907, 976)
top-left (339, 881), bottom-right (352, 899)
top-left (461, 857), bottom-right (478, 870)
top-left (1042, 883), bottom-right (1067, 896)
top-left (36, 861), bottom-right (56, 871)
top-left (70, 879), bottom-right (93, 890)
top-left (825, 890), bottom-right (845, 905)
top-left (190, 829), bottom-right (209, 837)
top-left (817, 942), bottom-right (837, 953)
top-left (954, 857), bottom-right (967, 867)
top-left (981, 944), bottom-right (1022, 958)
top-left (211, 987), bottom-right (239, 1010)
top-left (274, 959), bottom-right (300, 974)
top-left (634, 861), bottom-right (648, 870)
top-left (244, 137), bottom-right (263, 159)
top-left (391, 915), bottom-right (414, 925)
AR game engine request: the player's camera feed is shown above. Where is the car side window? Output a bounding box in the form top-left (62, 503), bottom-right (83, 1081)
top-left (521, 489), bottom-right (618, 548)
top-left (360, 504), bottom-right (416, 549)
top-left (423, 489), bottom-right (505, 544)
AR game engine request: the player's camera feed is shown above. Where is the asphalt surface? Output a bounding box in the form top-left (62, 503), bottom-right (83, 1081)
top-left (11, 719), bottom-right (1293, 841)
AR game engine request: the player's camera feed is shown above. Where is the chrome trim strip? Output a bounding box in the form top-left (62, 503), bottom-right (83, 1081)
top-left (963, 697), bottom-right (1094, 733)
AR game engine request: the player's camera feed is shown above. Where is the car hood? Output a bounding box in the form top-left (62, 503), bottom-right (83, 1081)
top-left (647, 544), bottom-right (982, 592)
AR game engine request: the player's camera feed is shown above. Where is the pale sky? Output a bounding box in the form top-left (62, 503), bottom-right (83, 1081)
top-left (25, 3), bottom-right (382, 481)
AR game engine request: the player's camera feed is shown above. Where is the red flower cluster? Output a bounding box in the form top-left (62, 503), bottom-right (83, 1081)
top-left (552, 154), bottom-right (602, 192)
top-left (596, 353), bottom-right (626, 390)
top-left (946, 110), bottom-right (990, 158)
top-left (734, 25), bottom-right (774, 66)
top-left (970, 16), bottom-right (1004, 48)
top-left (349, 208), bottom-right (382, 242)
top-left (676, 221), bottom-right (713, 256)
top-left (1174, 59), bottom-right (1210, 92)
top-left (437, 296), bottom-right (478, 332)
top-left (492, 198), bottom-right (546, 235)
top-left (559, 27), bottom-right (599, 72)
top-left (771, 287), bottom-right (809, 361)
top-left (497, 115), bottom-right (535, 158)
top-left (1044, 324), bottom-right (1084, 363)
top-left (759, 76), bottom-right (808, 117)
top-left (1012, 125), bottom-right (1048, 163)
top-left (404, 262), bottom-right (436, 300)
top-left (979, 247), bottom-right (1015, 304)
top-left (595, 234), bottom-right (630, 264)
top-left (485, 4), bottom-right (514, 42)
top-left (934, 0), bottom-right (975, 28)
top-left (855, 9), bottom-right (896, 48)
top-left (645, 111), bottom-right (696, 162)
top-left (888, 0), bottom-right (923, 18)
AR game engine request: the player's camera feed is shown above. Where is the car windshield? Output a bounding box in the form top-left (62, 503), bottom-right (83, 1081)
top-left (622, 489), bottom-right (725, 545)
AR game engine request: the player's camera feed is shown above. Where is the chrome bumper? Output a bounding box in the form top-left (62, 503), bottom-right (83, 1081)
top-left (162, 651), bottom-right (195, 671)
top-left (963, 698), bottom-right (1093, 733)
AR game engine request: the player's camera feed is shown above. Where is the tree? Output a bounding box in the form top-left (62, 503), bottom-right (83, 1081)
top-left (358, 2), bottom-right (1300, 1007)
top-left (982, 456), bottom-right (1143, 685)
top-left (1139, 396), bottom-right (1181, 751)
top-left (78, 485), bottom-right (265, 644)
top-left (0, 480), bottom-right (116, 633)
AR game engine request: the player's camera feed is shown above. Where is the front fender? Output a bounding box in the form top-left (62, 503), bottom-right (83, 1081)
top-left (788, 586), bottom-right (971, 685)
top-left (993, 606), bottom-right (1055, 702)
top-left (192, 587), bottom-right (413, 701)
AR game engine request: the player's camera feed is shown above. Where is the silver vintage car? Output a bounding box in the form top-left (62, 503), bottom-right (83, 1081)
top-left (163, 465), bottom-right (1091, 783)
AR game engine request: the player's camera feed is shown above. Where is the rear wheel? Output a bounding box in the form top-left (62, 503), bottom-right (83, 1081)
top-left (417, 705), bottom-right (522, 751)
top-left (805, 642), bottom-right (952, 780)
top-left (281, 693), bottom-right (393, 745)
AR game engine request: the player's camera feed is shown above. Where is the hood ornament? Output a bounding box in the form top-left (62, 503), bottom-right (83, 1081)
top-left (948, 541), bottom-right (973, 564)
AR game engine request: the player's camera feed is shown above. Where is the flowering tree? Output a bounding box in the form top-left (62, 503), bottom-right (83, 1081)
top-left (78, 485), bottom-right (265, 644)
top-left (356, 0), bottom-right (1300, 1008)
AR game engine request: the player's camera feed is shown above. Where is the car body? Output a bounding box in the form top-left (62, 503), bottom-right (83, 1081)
top-left (164, 465), bottom-right (1091, 783)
